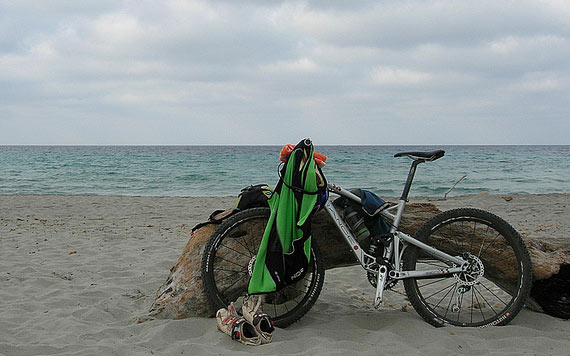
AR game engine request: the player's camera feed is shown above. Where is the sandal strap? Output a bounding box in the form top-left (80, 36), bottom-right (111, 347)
top-left (252, 313), bottom-right (270, 325)
top-left (253, 313), bottom-right (275, 334)
top-left (230, 319), bottom-right (247, 340)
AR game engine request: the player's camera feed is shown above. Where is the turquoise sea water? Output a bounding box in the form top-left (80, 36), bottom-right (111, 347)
top-left (0, 145), bottom-right (569, 197)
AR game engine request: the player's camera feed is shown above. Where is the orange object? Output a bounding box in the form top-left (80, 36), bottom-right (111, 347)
top-left (313, 152), bottom-right (327, 168)
top-left (279, 144), bottom-right (327, 168)
top-left (279, 144), bottom-right (295, 162)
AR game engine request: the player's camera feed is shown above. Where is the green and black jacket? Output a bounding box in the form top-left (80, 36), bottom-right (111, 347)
top-left (248, 139), bottom-right (322, 294)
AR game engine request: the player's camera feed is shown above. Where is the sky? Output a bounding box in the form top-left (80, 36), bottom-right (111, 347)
top-left (1, 0), bottom-right (569, 145)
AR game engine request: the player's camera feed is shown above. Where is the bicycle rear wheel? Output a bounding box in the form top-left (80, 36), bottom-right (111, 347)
top-left (403, 208), bottom-right (532, 327)
top-left (201, 207), bottom-right (325, 328)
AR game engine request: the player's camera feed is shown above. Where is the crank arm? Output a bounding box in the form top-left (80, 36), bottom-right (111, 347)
top-left (373, 265), bottom-right (389, 308)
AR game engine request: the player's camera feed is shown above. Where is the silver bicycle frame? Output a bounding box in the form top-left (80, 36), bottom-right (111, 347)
top-left (324, 183), bottom-right (467, 279)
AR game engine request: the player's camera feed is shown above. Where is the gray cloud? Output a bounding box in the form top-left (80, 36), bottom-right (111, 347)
top-left (1, 0), bottom-right (569, 144)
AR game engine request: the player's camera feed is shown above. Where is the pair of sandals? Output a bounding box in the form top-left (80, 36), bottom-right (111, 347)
top-left (216, 296), bottom-right (275, 346)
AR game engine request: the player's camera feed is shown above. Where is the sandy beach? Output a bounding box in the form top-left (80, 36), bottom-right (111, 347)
top-left (1, 193), bottom-right (569, 355)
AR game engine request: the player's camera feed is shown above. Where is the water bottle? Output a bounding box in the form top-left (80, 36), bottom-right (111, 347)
top-left (343, 206), bottom-right (370, 245)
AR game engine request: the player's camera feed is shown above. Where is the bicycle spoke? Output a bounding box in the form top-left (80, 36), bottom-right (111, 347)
top-left (220, 273), bottom-right (248, 295)
top-left (447, 221), bottom-right (465, 249)
top-left (480, 232), bottom-right (501, 256)
top-left (444, 223), bottom-right (462, 253)
top-left (478, 280), bottom-right (509, 306)
top-left (218, 242), bottom-right (251, 259)
top-left (214, 273), bottom-right (246, 295)
top-left (470, 287), bottom-right (474, 324)
top-left (215, 255), bottom-right (247, 269)
top-left (473, 284), bottom-right (498, 316)
top-left (486, 248), bottom-right (515, 264)
top-left (476, 227), bottom-right (489, 257)
top-left (443, 284), bottom-right (458, 318)
top-left (417, 278), bottom-right (448, 288)
top-left (423, 281), bottom-right (457, 302)
top-left (292, 284), bottom-right (310, 294)
top-left (472, 285), bottom-right (486, 321)
top-left (469, 221), bottom-right (477, 253)
top-left (239, 227), bottom-right (256, 256)
top-left (423, 284), bottom-right (456, 314)
top-left (476, 225), bottom-right (492, 257)
top-left (230, 230), bottom-right (253, 256)
top-left (213, 267), bottom-right (248, 275)
top-left (290, 292), bottom-right (306, 304)
top-left (215, 269), bottom-right (245, 282)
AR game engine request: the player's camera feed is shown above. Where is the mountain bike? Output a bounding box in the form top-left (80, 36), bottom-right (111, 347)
top-left (201, 150), bottom-right (533, 328)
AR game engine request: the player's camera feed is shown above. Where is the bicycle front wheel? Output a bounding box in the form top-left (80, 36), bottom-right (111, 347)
top-left (201, 207), bottom-right (325, 328)
top-left (403, 208), bottom-right (532, 327)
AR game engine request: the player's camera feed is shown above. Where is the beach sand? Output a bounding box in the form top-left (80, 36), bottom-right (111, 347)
top-left (1, 194), bottom-right (568, 355)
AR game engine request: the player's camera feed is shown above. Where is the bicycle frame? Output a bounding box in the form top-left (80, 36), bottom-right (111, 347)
top-left (324, 183), bottom-right (468, 307)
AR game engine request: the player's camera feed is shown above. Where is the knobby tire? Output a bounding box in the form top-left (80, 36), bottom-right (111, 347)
top-left (200, 207), bottom-right (325, 328)
top-left (403, 208), bottom-right (533, 327)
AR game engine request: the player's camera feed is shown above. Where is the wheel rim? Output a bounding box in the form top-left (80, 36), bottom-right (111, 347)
top-left (209, 213), bottom-right (319, 324)
top-left (410, 216), bottom-right (525, 327)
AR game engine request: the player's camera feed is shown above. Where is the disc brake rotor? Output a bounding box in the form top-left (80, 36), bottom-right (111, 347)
top-left (454, 254), bottom-right (485, 286)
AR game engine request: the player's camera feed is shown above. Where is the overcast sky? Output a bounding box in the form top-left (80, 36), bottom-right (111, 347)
top-left (1, 0), bottom-right (569, 145)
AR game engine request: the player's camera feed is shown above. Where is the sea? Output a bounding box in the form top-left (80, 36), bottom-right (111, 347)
top-left (0, 145), bottom-right (569, 198)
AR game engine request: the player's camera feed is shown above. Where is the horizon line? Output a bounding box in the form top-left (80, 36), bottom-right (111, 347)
top-left (1, 143), bottom-right (569, 147)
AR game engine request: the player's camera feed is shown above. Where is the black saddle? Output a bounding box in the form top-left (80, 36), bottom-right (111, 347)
top-left (394, 150), bottom-right (445, 162)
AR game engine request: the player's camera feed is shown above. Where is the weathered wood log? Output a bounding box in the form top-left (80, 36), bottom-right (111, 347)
top-left (149, 223), bottom-right (217, 319)
top-left (150, 203), bottom-right (570, 320)
top-left (526, 239), bottom-right (570, 318)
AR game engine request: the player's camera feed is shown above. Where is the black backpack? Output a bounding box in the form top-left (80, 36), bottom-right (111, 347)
top-left (191, 184), bottom-right (273, 234)
top-left (234, 184), bottom-right (273, 210)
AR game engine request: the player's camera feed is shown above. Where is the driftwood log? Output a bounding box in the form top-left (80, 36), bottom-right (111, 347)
top-left (150, 203), bottom-right (570, 320)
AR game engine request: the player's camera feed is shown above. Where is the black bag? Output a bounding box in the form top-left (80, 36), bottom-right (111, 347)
top-left (190, 184), bottom-right (273, 234)
top-left (235, 184), bottom-right (273, 210)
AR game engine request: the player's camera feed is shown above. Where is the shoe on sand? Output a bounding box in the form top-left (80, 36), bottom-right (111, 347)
top-left (242, 296), bottom-right (275, 344)
top-left (216, 303), bottom-right (261, 346)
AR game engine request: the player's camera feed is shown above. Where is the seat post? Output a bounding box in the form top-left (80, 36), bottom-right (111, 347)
top-left (400, 160), bottom-right (423, 201)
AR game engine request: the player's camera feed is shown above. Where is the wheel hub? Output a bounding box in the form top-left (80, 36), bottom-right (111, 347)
top-left (454, 253), bottom-right (484, 286)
